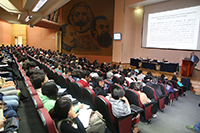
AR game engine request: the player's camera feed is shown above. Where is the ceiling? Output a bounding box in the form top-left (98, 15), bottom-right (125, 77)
top-left (0, 0), bottom-right (70, 26)
top-left (128, 0), bottom-right (170, 8)
top-left (0, 0), bottom-right (171, 27)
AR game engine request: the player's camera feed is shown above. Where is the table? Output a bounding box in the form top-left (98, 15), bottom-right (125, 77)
top-left (130, 58), bottom-right (179, 73)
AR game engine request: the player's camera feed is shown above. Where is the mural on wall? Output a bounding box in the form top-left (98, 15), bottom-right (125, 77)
top-left (61, 0), bottom-right (114, 56)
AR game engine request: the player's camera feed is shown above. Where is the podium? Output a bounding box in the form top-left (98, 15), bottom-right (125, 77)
top-left (181, 60), bottom-right (193, 77)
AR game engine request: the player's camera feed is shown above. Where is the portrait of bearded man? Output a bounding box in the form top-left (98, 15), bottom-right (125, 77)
top-left (67, 2), bottom-right (94, 33)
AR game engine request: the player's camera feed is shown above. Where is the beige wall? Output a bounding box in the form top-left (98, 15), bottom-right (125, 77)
top-left (113, 0), bottom-right (200, 70)
top-left (0, 18), bottom-right (12, 45)
top-left (27, 26), bottom-right (56, 51)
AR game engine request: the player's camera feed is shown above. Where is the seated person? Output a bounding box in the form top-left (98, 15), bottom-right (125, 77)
top-left (54, 62), bottom-right (62, 73)
top-left (39, 81), bottom-right (58, 112)
top-left (133, 82), bottom-right (157, 118)
top-left (171, 75), bottom-right (186, 95)
top-left (118, 76), bottom-right (129, 90)
top-left (93, 77), bottom-right (107, 97)
top-left (71, 69), bottom-right (82, 82)
top-left (31, 72), bottom-right (49, 96)
top-left (163, 78), bottom-right (175, 94)
top-left (105, 71), bottom-right (114, 84)
top-left (148, 77), bottom-right (163, 99)
top-left (106, 88), bottom-right (140, 133)
top-left (49, 97), bottom-right (86, 133)
top-left (78, 70), bottom-right (91, 88)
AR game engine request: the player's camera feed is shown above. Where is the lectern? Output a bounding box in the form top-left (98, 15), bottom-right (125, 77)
top-left (181, 60), bottom-right (193, 77)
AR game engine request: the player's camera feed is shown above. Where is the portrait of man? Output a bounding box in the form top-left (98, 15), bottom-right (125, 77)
top-left (91, 16), bottom-right (113, 48)
top-left (67, 2), bottom-right (94, 33)
top-left (61, 24), bottom-right (77, 52)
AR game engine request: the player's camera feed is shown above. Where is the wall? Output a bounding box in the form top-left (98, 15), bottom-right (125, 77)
top-left (27, 26), bottom-right (56, 51)
top-left (12, 24), bottom-right (27, 45)
top-left (113, 0), bottom-right (200, 70)
top-left (0, 18), bottom-right (12, 45)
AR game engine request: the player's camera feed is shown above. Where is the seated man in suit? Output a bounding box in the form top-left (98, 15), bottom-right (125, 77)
top-left (190, 52), bottom-right (199, 75)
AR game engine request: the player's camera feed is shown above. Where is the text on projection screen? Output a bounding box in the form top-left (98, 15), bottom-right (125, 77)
top-left (146, 6), bottom-right (200, 50)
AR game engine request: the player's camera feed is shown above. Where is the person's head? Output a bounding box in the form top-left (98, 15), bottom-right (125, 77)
top-left (49, 97), bottom-right (72, 120)
top-left (106, 71), bottom-right (113, 79)
top-left (71, 69), bottom-right (82, 79)
top-left (152, 77), bottom-right (158, 84)
top-left (96, 77), bottom-right (104, 88)
top-left (172, 75), bottom-right (178, 81)
top-left (134, 82), bottom-right (143, 91)
top-left (27, 61), bottom-right (36, 70)
top-left (112, 88), bottom-right (125, 100)
top-left (31, 73), bottom-right (45, 89)
top-left (42, 81), bottom-right (58, 100)
top-left (65, 68), bottom-right (72, 76)
top-left (67, 2), bottom-right (94, 33)
top-left (91, 16), bottom-right (112, 48)
top-left (81, 70), bottom-right (91, 82)
top-left (191, 52), bottom-right (194, 56)
top-left (119, 76), bottom-right (126, 85)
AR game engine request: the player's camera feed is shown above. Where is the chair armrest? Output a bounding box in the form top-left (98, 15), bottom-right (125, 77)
top-left (130, 104), bottom-right (144, 114)
top-left (143, 99), bottom-right (157, 107)
top-left (118, 112), bottom-right (137, 121)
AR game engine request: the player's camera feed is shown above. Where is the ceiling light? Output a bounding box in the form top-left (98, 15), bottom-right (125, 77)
top-left (32, 0), bottom-right (48, 12)
top-left (17, 14), bottom-right (21, 20)
top-left (25, 15), bottom-right (32, 22)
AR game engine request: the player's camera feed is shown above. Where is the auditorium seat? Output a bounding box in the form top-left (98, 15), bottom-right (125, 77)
top-left (82, 87), bottom-right (96, 110)
top-left (66, 77), bottom-right (75, 97)
top-left (125, 89), bottom-right (157, 121)
top-left (37, 108), bottom-right (58, 133)
top-left (73, 82), bottom-right (84, 103)
top-left (143, 85), bottom-right (166, 111)
top-left (95, 95), bottom-right (136, 133)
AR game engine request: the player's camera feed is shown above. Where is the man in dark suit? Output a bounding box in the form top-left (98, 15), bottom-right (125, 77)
top-left (190, 52), bottom-right (199, 75)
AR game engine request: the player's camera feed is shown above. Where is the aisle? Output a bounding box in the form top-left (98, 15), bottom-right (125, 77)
top-left (13, 61), bottom-right (46, 133)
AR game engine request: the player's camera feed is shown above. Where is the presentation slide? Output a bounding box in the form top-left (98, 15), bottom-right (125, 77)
top-left (142, 1), bottom-right (200, 50)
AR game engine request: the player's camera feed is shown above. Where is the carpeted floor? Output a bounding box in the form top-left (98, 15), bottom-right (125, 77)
top-left (138, 91), bottom-right (200, 133)
top-left (13, 62), bottom-right (46, 133)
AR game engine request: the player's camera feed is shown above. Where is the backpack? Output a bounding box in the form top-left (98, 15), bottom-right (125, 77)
top-left (86, 111), bottom-right (106, 133)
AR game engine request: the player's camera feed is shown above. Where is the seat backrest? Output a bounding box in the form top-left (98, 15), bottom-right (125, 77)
top-left (66, 77), bottom-right (75, 97)
top-left (104, 80), bottom-right (112, 93)
top-left (158, 83), bottom-right (167, 95)
top-left (112, 76), bottom-right (119, 83)
top-left (111, 83), bottom-right (124, 93)
top-left (169, 80), bottom-right (178, 88)
top-left (37, 108), bottom-right (58, 133)
top-left (95, 96), bottom-right (118, 133)
top-left (125, 89), bottom-right (143, 108)
top-left (143, 85), bottom-right (158, 101)
top-left (73, 82), bottom-right (84, 102)
top-left (82, 87), bottom-right (96, 110)
top-left (32, 95), bottom-right (44, 109)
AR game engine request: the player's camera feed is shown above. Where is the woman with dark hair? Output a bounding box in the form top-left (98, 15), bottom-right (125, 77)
top-left (93, 77), bottom-right (107, 97)
top-left (49, 97), bottom-right (86, 133)
top-left (39, 81), bottom-right (58, 112)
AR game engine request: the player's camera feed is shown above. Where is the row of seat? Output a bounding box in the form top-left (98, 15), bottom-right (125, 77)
top-left (27, 53), bottom-right (187, 132)
top-left (27, 54), bottom-right (140, 133)
top-left (13, 55), bottom-right (58, 133)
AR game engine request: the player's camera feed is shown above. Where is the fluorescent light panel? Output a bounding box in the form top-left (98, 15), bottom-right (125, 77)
top-left (17, 14), bottom-right (21, 20)
top-left (25, 15), bottom-right (32, 22)
top-left (32, 0), bottom-right (48, 12)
